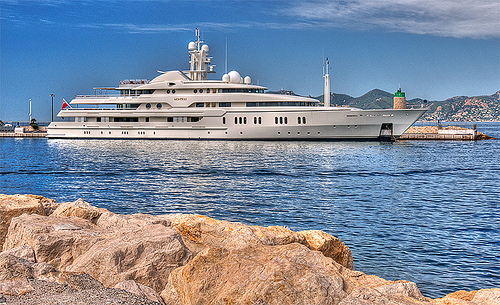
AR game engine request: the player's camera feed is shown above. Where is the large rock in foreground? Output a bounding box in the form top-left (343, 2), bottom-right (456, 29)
top-left (1, 194), bottom-right (498, 305)
top-left (162, 243), bottom-right (348, 305)
top-left (162, 243), bottom-right (433, 305)
top-left (167, 213), bottom-right (354, 269)
top-left (2, 213), bottom-right (106, 270)
top-left (67, 223), bottom-right (191, 292)
top-left (0, 194), bottom-right (55, 249)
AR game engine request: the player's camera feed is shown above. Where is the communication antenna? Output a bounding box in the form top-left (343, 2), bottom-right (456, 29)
top-left (324, 57), bottom-right (330, 108)
top-left (225, 36), bottom-right (228, 74)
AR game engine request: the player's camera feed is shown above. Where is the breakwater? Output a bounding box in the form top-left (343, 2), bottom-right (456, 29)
top-left (400, 125), bottom-right (494, 140)
top-left (0, 194), bottom-right (498, 305)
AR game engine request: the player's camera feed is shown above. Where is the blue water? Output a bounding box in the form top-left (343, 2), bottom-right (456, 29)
top-left (1, 122), bottom-right (499, 298)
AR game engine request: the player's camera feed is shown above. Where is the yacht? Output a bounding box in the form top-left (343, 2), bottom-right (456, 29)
top-left (47, 29), bottom-right (426, 140)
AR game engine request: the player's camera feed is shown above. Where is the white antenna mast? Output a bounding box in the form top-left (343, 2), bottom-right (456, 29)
top-left (324, 57), bottom-right (330, 108)
top-left (225, 36), bottom-right (228, 74)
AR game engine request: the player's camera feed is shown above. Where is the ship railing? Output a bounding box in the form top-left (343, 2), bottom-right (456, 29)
top-left (75, 95), bottom-right (121, 98)
top-left (62, 108), bottom-right (140, 111)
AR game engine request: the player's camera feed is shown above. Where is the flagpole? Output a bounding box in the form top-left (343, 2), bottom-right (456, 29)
top-left (50, 94), bottom-right (55, 122)
top-left (29, 99), bottom-right (32, 122)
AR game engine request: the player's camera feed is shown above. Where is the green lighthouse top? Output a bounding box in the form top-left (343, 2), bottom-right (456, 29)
top-left (394, 88), bottom-right (405, 97)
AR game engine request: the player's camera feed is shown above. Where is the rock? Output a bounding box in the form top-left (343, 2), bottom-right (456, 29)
top-left (0, 278), bottom-right (34, 296)
top-left (338, 286), bottom-right (432, 305)
top-left (167, 214), bottom-right (303, 254)
top-left (0, 254), bottom-right (34, 281)
top-left (162, 243), bottom-right (347, 305)
top-left (372, 280), bottom-right (427, 302)
top-left (96, 211), bottom-right (171, 232)
top-left (472, 288), bottom-right (500, 305)
top-left (432, 289), bottom-right (500, 305)
top-left (297, 230), bottom-right (353, 269)
top-left (167, 214), bottom-right (354, 269)
top-left (2, 214), bottom-right (105, 270)
top-left (0, 246), bottom-right (35, 263)
top-left (31, 263), bottom-right (57, 279)
top-left (114, 280), bottom-right (164, 304)
top-left (51, 199), bottom-right (107, 224)
top-left (0, 194), bottom-right (48, 249)
top-left (67, 224), bottom-right (191, 293)
top-left (162, 242), bottom-right (435, 305)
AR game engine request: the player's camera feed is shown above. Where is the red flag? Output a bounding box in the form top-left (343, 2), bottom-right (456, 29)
top-left (62, 99), bottom-right (70, 110)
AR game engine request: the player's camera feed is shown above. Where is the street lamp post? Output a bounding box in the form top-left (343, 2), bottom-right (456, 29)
top-left (50, 94), bottom-right (55, 122)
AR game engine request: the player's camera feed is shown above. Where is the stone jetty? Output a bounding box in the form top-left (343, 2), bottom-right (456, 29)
top-left (400, 126), bottom-right (495, 140)
top-left (0, 194), bottom-right (498, 304)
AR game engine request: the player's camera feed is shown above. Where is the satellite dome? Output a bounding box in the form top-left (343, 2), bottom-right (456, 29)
top-left (201, 44), bottom-right (209, 52)
top-left (228, 70), bottom-right (241, 84)
top-left (188, 41), bottom-right (196, 51)
top-left (222, 74), bottom-right (230, 83)
top-left (244, 76), bottom-right (251, 85)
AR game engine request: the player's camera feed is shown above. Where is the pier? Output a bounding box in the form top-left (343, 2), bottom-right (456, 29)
top-left (400, 125), bottom-right (494, 141)
top-left (0, 132), bottom-right (47, 138)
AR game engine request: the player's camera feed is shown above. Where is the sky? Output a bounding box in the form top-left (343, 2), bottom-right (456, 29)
top-left (0, 0), bottom-right (499, 122)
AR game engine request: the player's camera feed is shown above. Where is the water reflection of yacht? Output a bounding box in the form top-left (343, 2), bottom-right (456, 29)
top-left (47, 29), bottom-right (425, 140)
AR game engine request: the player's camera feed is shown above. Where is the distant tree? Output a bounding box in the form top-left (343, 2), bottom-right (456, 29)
top-left (30, 118), bottom-right (39, 130)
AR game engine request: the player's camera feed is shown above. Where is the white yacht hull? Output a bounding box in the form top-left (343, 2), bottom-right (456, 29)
top-left (47, 108), bottom-right (426, 140)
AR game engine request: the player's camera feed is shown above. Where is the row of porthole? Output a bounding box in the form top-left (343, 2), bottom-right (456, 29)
top-left (275, 117), bottom-right (288, 124)
top-left (234, 117), bottom-right (247, 124)
top-left (165, 90), bottom-right (176, 94)
top-left (277, 131), bottom-right (321, 135)
top-left (145, 103), bottom-right (162, 109)
top-left (95, 131), bottom-right (157, 135)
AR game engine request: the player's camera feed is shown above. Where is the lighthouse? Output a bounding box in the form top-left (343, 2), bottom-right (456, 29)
top-left (394, 88), bottom-right (406, 109)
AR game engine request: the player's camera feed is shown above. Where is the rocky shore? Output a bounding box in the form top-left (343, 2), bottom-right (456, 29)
top-left (0, 194), bottom-right (498, 304)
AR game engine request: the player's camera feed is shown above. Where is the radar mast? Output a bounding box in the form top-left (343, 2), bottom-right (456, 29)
top-left (186, 28), bottom-right (215, 80)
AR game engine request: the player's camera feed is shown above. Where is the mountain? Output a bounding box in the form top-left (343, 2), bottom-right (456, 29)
top-left (407, 91), bottom-right (500, 121)
top-left (312, 90), bottom-right (500, 121)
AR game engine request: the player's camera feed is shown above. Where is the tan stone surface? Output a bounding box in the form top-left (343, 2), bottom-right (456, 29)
top-left (0, 194), bottom-right (48, 249)
top-left (167, 213), bottom-right (354, 269)
top-left (472, 288), bottom-right (500, 305)
top-left (51, 199), bottom-right (108, 224)
top-left (162, 243), bottom-right (434, 305)
top-left (298, 229), bottom-right (354, 269)
top-left (162, 243), bottom-right (347, 305)
top-left (67, 224), bottom-right (191, 293)
top-left (2, 214), bottom-right (105, 270)
top-left (0, 245), bottom-right (35, 263)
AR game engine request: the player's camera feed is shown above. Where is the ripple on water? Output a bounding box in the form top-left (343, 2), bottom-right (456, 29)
top-left (1, 127), bottom-right (499, 298)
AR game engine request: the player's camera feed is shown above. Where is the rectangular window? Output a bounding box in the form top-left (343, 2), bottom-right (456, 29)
top-left (113, 117), bottom-right (139, 122)
top-left (219, 102), bottom-right (232, 107)
top-left (167, 117), bottom-right (173, 122)
top-left (97, 117), bottom-right (101, 122)
top-left (196, 103), bottom-right (205, 107)
top-left (146, 117), bottom-right (150, 122)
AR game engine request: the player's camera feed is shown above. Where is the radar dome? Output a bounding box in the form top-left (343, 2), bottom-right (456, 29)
top-left (244, 76), bottom-right (251, 85)
top-left (201, 44), bottom-right (209, 52)
top-left (188, 41), bottom-right (196, 51)
top-left (222, 74), bottom-right (230, 83)
top-left (228, 70), bottom-right (241, 84)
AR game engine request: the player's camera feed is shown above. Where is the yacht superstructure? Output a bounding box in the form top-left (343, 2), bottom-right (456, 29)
top-left (47, 29), bottom-right (426, 140)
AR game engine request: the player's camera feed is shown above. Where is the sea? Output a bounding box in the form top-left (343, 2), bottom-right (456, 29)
top-left (1, 122), bottom-right (499, 299)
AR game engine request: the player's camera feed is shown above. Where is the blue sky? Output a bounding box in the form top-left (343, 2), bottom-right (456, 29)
top-left (1, 0), bottom-right (499, 122)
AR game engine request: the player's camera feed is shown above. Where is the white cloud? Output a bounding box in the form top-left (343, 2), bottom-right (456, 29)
top-left (2, 0), bottom-right (498, 38)
top-left (283, 0), bottom-right (500, 39)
